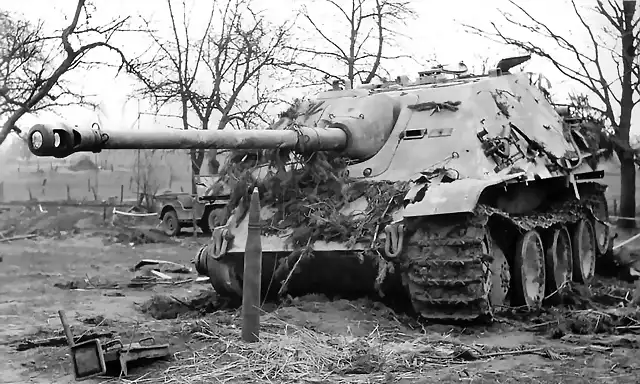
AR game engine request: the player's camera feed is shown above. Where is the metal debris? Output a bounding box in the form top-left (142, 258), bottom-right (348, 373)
top-left (134, 259), bottom-right (192, 274)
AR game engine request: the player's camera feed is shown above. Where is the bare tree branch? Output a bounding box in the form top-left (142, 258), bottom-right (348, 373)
top-left (292, 0), bottom-right (416, 87)
top-left (131, 0), bottom-right (302, 189)
top-left (0, 0), bottom-right (143, 146)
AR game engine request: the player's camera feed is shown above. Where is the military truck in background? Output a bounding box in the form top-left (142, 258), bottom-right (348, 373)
top-left (155, 174), bottom-right (230, 236)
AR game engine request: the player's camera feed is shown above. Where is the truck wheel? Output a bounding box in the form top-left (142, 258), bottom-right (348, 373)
top-left (162, 210), bottom-right (181, 236)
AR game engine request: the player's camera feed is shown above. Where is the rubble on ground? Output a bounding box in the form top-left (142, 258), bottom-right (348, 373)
top-left (599, 245), bottom-right (640, 282)
top-left (138, 291), bottom-right (236, 320)
top-left (13, 330), bottom-right (116, 351)
top-left (102, 225), bottom-right (175, 246)
top-left (133, 259), bottom-right (192, 274)
top-left (53, 276), bottom-right (119, 290)
top-left (509, 277), bottom-right (640, 337)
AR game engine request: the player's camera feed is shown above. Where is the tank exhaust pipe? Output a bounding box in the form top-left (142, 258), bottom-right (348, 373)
top-left (27, 122), bottom-right (349, 159)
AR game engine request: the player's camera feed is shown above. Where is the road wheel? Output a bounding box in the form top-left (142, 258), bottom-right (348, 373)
top-left (487, 234), bottom-right (510, 308)
top-left (512, 230), bottom-right (545, 308)
top-left (571, 219), bottom-right (596, 284)
top-left (162, 210), bottom-right (181, 237)
top-left (542, 226), bottom-right (572, 303)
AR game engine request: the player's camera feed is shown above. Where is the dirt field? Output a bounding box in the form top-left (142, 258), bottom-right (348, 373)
top-left (1, 204), bottom-right (640, 384)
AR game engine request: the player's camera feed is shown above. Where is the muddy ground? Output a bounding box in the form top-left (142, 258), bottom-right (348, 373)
top-left (2, 205), bottom-right (640, 384)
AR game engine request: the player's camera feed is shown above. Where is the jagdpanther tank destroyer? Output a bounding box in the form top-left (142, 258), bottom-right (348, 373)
top-left (26, 55), bottom-right (613, 322)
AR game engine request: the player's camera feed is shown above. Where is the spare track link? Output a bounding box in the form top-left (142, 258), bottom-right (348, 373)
top-left (402, 184), bottom-right (605, 322)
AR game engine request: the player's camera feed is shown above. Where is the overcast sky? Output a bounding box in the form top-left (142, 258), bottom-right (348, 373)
top-left (0, 0), bottom-right (628, 143)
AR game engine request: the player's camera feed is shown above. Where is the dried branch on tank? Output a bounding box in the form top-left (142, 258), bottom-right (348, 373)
top-left (216, 146), bottom-right (409, 250)
top-left (209, 136), bottom-right (409, 297)
top-left (490, 93), bottom-right (511, 118)
top-left (407, 101), bottom-right (461, 114)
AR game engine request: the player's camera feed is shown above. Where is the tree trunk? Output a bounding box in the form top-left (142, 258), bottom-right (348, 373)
top-left (364, 1), bottom-right (384, 84)
top-left (0, 123), bottom-right (10, 147)
top-left (190, 148), bottom-right (205, 194)
top-left (207, 148), bottom-right (219, 174)
top-left (616, 1), bottom-right (637, 228)
top-left (619, 152), bottom-right (636, 228)
top-left (204, 119), bottom-right (229, 176)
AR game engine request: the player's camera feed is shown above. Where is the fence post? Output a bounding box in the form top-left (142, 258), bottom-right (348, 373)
top-left (120, 185), bottom-right (124, 204)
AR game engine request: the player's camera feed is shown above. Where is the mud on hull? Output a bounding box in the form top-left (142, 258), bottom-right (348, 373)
top-left (196, 183), bottom-right (610, 322)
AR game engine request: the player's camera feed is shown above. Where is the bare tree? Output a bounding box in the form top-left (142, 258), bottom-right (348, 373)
top-left (465, 0), bottom-right (640, 227)
top-left (0, 0), bottom-right (138, 147)
top-left (132, 0), bottom-right (298, 192)
top-left (133, 148), bottom-right (163, 210)
top-left (294, 0), bottom-right (416, 87)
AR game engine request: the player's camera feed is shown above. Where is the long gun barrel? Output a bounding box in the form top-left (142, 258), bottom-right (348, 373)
top-left (26, 123), bottom-right (348, 158)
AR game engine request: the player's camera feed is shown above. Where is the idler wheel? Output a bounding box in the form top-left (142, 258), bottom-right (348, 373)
top-left (571, 219), bottom-right (596, 284)
top-left (512, 230), bottom-right (545, 308)
top-left (486, 234), bottom-right (510, 308)
top-left (542, 226), bottom-right (572, 303)
top-left (206, 259), bottom-right (243, 299)
top-left (194, 246), bottom-right (243, 298)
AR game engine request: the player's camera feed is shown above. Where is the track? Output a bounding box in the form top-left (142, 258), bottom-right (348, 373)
top-left (402, 183), bottom-right (607, 322)
top-left (402, 210), bottom-right (493, 321)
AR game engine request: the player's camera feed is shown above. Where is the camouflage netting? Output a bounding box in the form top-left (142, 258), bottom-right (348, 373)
top-left (209, 136), bottom-right (409, 295)
top-left (218, 147), bottom-right (408, 242)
